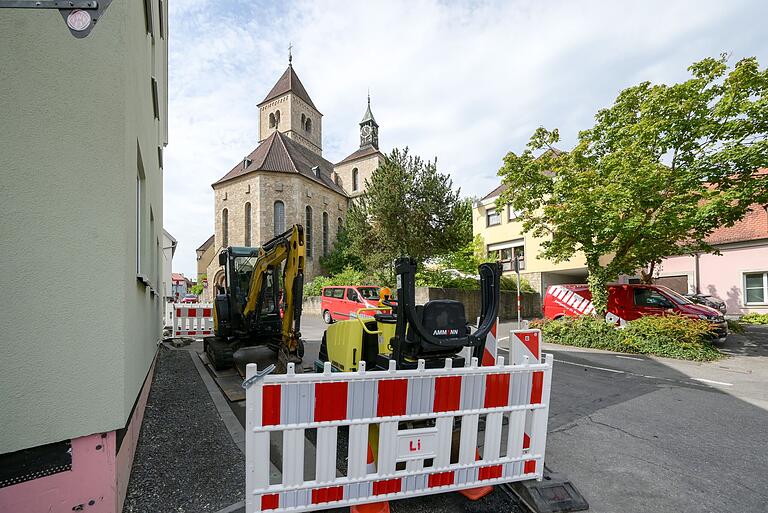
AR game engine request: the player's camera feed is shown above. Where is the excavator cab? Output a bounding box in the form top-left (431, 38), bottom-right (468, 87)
top-left (206, 225), bottom-right (305, 372)
top-left (319, 257), bottom-right (501, 371)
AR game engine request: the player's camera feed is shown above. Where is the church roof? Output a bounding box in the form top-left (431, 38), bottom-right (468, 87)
top-left (213, 131), bottom-right (346, 195)
top-left (337, 145), bottom-right (382, 166)
top-left (257, 65), bottom-right (318, 111)
top-left (360, 97), bottom-right (377, 126)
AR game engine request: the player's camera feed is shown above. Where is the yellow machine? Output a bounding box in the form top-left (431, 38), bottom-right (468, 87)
top-left (319, 257), bottom-right (501, 372)
top-left (206, 225), bottom-right (306, 372)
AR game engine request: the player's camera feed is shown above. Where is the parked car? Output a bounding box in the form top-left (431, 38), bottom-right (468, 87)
top-left (684, 293), bottom-right (727, 314)
top-left (321, 285), bottom-right (382, 324)
top-left (180, 294), bottom-right (198, 303)
top-left (543, 283), bottom-right (728, 340)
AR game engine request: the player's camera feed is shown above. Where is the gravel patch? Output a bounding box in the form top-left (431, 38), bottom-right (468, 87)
top-left (123, 346), bottom-right (245, 513)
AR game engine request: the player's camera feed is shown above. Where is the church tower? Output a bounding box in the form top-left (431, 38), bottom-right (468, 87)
top-left (359, 93), bottom-right (379, 149)
top-left (257, 52), bottom-right (323, 155)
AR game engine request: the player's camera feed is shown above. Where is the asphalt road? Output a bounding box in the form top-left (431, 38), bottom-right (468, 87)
top-left (296, 317), bottom-right (768, 513)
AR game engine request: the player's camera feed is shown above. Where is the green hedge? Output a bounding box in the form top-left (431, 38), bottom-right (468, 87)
top-left (303, 267), bottom-right (372, 297)
top-left (415, 268), bottom-right (535, 292)
top-left (741, 312), bottom-right (768, 325)
top-left (534, 314), bottom-right (723, 361)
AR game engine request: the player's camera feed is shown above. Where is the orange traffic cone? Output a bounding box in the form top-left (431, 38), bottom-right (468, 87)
top-left (351, 445), bottom-right (390, 513)
top-left (458, 449), bottom-right (493, 501)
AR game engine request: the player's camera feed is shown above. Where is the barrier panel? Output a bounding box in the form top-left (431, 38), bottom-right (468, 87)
top-left (244, 352), bottom-right (553, 513)
top-left (171, 303), bottom-right (214, 338)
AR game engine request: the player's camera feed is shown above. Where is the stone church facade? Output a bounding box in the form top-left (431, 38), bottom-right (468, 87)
top-left (202, 61), bottom-right (383, 299)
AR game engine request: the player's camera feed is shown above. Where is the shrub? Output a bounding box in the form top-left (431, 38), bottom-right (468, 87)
top-left (741, 312), bottom-right (768, 325)
top-left (541, 314), bottom-right (723, 361)
top-left (303, 266), bottom-right (372, 297)
top-left (415, 268), bottom-right (535, 292)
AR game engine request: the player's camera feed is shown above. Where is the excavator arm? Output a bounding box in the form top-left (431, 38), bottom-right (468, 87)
top-left (241, 225), bottom-right (305, 352)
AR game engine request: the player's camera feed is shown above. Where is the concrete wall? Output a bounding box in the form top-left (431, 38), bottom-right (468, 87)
top-left (0, 0), bottom-right (167, 453)
top-left (660, 244), bottom-right (768, 315)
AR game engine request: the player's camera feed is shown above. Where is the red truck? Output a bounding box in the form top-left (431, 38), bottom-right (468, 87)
top-left (543, 283), bottom-right (728, 340)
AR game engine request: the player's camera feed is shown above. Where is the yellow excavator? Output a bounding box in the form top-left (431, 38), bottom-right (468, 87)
top-left (205, 225), bottom-right (306, 373)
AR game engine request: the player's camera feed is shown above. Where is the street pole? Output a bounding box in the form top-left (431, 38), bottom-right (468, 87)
top-left (514, 256), bottom-right (521, 329)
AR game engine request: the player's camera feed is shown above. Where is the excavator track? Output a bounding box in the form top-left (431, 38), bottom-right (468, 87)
top-left (204, 337), bottom-right (234, 370)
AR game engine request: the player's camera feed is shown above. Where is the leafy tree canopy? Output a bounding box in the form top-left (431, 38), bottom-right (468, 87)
top-left (347, 147), bottom-right (469, 281)
top-left (497, 55), bottom-right (768, 313)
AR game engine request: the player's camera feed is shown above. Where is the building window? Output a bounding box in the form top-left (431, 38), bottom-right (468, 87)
top-left (508, 206), bottom-right (523, 221)
top-left (352, 168), bottom-right (359, 191)
top-left (488, 242), bottom-right (524, 272)
top-left (322, 212), bottom-right (329, 256)
top-left (305, 206), bottom-right (313, 259)
top-left (337, 217), bottom-right (343, 238)
top-left (275, 110), bottom-right (281, 127)
top-left (306, 118), bottom-right (312, 133)
top-left (269, 113), bottom-right (276, 128)
top-left (301, 113), bottom-right (306, 126)
top-left (221, 208), bottom-right (229, 247)
top-left (744, 272), bottom-right (768, 304)
top-left (244, 202), bottom-right (252, 246)
top-left (274, 201), bottom-right (285, 235)
top-left (486, 208), bottom-right (501, 227)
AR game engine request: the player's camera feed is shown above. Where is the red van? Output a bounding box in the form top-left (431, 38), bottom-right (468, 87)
top-left (543, 283), bottom-right (728, 339)
top-left (321, 286), bottom-right (382, 324)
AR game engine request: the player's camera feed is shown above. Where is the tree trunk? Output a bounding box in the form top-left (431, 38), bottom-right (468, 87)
top-left (587, 263), bottom-right (609, 315)
top-left (639, 260), bottom-right (657, 285)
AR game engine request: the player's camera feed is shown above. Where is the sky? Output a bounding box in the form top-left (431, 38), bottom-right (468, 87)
top-left (164, 0), bottom-right (768, 277)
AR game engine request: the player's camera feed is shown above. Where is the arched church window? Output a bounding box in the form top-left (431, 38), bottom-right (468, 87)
top-left (275, 110), bottom-right (281, 126)
top-left (337, 217), bottom-right (343, 238)
top-left (305, 206), bottom-right (313, 259)
top-left (244, 202), bottom-right (252, 246)
top-left (322, 212), bottom-right (329, 256)
top-left (273, 201), bottom-right (285, 235)
top-left (269, 113), bottom-right (275, 128)
top-left (352, 168), bottom-right (359, 191)
top-left (301, 113), bottom-right (306, 125)
top-left (222, 208), bottom-right (229, 247)
top-left (305, 118), bottom-right (312, 133)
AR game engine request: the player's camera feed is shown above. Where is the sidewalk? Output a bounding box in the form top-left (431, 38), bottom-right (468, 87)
top-left (122, 345), bottom-right (244, 513)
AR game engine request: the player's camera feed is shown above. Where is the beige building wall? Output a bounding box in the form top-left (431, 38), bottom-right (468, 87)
top-left (259, 94), bottom-right (322, 155)
top-left (208, 173), bottom-right (348, 289)
top-left (335, 154), bottom-right (382, 198)
top-left (0, 0), bottom-right (167, 453)
top-left (473, 194), bottom-right (587, 292)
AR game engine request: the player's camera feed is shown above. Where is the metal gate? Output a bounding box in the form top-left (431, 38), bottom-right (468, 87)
top-left (244, 351), bottom-right (553, 512)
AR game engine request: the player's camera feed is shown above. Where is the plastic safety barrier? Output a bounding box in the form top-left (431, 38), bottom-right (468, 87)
top-left (171, 303), bottom-right (213, 338)
top-left (244, 350), bottom-right (553, 513)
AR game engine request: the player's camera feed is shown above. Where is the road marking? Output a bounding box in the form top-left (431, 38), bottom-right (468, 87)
top-left (555, 359), bottom-right (625, 374)
top-left (615, 355), bottom-right (644, 361)
top-left (497, 336), bottom-right (509, 342)
top-left (691, 378), bottom-right (734, 387)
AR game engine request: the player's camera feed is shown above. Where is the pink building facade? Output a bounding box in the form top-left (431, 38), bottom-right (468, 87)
top-left (655, 243), bottom-right (768, 316)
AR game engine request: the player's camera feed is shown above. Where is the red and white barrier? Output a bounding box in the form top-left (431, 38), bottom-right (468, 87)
top-left (245, 352), bottom-right (553, 513)
top-left (172, 303), bottom-right (213, 338)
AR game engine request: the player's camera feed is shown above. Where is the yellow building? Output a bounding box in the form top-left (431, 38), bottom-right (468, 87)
top-left (473, 184), bottom-right (588, 293)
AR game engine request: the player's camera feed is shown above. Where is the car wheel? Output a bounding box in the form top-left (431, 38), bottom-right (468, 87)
top-left (323, 310), bottom-right (333, 324)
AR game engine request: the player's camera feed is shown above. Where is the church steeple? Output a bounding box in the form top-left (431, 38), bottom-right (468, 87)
top-left (359, 93), bottom-right (379, 149)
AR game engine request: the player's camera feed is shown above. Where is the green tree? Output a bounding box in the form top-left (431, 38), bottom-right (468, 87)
top-left (319, 224), bottom-right (363, 275)
top-left (347, 148), bottom-right (467, 279)
top-left (497, 55), bottom-right (768, 314)
top-left (189, 279), bottom-right (205, 296)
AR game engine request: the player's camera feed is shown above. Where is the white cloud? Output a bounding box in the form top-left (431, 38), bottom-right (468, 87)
top-left (164, 0), bottom-right (768, 276)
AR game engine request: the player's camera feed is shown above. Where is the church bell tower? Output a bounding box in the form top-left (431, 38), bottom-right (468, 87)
top-left (359, 94), bottom-right (379, 149)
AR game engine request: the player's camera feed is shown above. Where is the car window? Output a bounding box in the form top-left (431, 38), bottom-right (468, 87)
top-left (358, 287), bottom-right (380, 300)
top-left (656, 286), bottom-right (692, 305)
top-left (347, 288), bottom-right (359, 301)
top-left (634, 288), bottom-right (673, 308)
top-left (323, 288), bottom-right (333, 297)
top-left (332, 288), bottom-right (344, 299)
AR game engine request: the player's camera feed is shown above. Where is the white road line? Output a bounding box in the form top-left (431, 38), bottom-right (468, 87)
top-left (615, 355), bottom-right (644, 361)
top-left (691, 378), bottom-right (734, 387)
top-left (497, 336), bottom-right (509, 342)
top-left (555, 359), bottom-right (625, 374)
